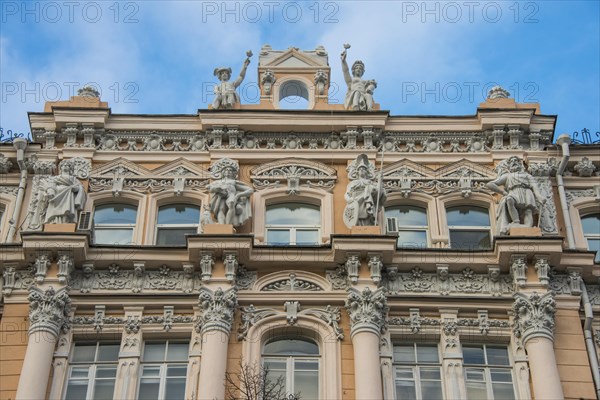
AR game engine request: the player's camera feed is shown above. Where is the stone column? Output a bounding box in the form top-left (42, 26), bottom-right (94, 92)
top-left (345, 287), bottom-right (387, 400)
top-left (16, 287), bottom-right (71, 400)
top-left (196, 287), bottom-right (237, 400)
top-left (513, 292), bottom-right (564, 399)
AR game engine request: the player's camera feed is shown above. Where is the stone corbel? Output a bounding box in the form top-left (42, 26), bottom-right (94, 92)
top-left (529, 130), bottom-right (541, 151)
top-left (82, 124), bottom-right (96, 148)
top-left (94, 305), bottom-right (105, 333)
top-left (492, 125), bottom-right (506, 149)
top-left (508, 125), bottom-right (523, 149)
top-left (34, 252), bottom-right (51, 283)
top-left (367, 254), bottom-right (383, 283)
top-left (477, 310), bottom-right (490, 335)
top-left (284, 301), bottom-right (300, 325)
top-left (487, 265), bottom-right (501, 296)
top-left (64, 123), bottom-right (79, 147)
top-left (511, 255), bottom-right (527, 288)
top-left (200, 252), bottom-right (214, 281)
top-left (534, 256), bottom-right (550, 287)
top-left (80, 262), bottom-right (94, 293)
top-left (2, 265), bottom-right (17, 296)
top-left (437, 264), bottom-right (450, 295)
top-left (566, 267), bottom-right (583, 295)
top-left (343, 126), bottom-right (358, 149)
top-left (163, 306), bottom-right (174, 331)
top-left (182, 263), bottom-right (195, 293)
top-left (223, 251), bottom-right (238, 282)
top-left (57, 252), bottom-right (74, 284)
top-left (409, 308), bottom-right (421, 333)
top-left (227, 126), bottom-right (242, 149)
top-left (132, 262), bottom-right (145, 293)
top-left (362, 127), bottom-right (375, 149)
top-left (209, 126), bottom-right (224, 149)
top-left (345, 253), bottom-right (361, 284)
top-left (45, 131), bottom-right (57, 149)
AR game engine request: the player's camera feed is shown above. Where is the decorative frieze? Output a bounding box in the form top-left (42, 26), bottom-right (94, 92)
top-left (237, 305), bottom-right (278, 341)
top-left (250, 158), bottom-right (337, 193)
top-left (236, 266), bottom-right (257, 290)
top-left (387, 309), bottom-right (440, 334)
top-left (196, 287), bottom-right (237, 334)
top-left (326, 266), bottom-right (350, 290)
top-left (261, 273), bottom-right (323, 291)
top-left (345, 287), bottom-right (388, 336)
top-left (565, 187), bottom-right (600, 206)
top-left (573, 157), bottom-right (597, 177)
top-left (512, 292), bottom-right (556, 343)
top-left (28, 286), bottom-right (71, 337)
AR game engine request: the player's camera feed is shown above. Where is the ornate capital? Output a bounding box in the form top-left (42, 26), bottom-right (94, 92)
top-left (28, 286), bottom-right (71, 337)
top-left (512, 292), bottom-right (556, 343)
top-left (345, 287), bottom-right (388, 337)
top-left (197, 287), bottom-right (237, 334)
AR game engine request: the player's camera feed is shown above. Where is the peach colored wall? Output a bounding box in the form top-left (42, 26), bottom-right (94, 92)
top-left (0, 303), bottom-right (29, 400)
top-left (339, 312), bottom-right (355, 399)
top-left (554, 308), bottom-right (597, 399)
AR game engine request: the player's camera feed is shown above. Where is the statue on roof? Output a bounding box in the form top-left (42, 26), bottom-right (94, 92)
top-left (212, 50), bottom-right (253, 109)
top-left (343, 154), bottom-right (386, 228)
top-left (341, 44), bottom-right (377, 111)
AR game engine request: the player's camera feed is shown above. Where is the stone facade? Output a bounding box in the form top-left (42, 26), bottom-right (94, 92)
top-left (1, 46), bottom-right (599, 400)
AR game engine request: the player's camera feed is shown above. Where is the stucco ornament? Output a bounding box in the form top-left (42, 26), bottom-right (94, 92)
top-left (260, 69), bottom-right (276, 95)
top-left (197, 287), bottom-right (238, 334)
top-left (512, 291), bottom-right (556, 343)
top-left (208, 158), bottom-right (253, 226)
top-left (341, 44), bottom-right (376, 111)
top-left (344, 154), bottom-right (386, 228)
top-left (345, 287), bottom-right (388, 336)
top-left (39, 161), bottom-right (87, 224)
top-left (212, 50), bottom-right (252, 109)
top-left (487, 156), bottom-right (546, 235)
top-left (28, 286), bottom-right (71, 336)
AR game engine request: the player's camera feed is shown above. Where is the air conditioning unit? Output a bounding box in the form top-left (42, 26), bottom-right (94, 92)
top-left (386, 217), bottom-right (398, 234)
top-left (77, 211), bottom-right (93, 231)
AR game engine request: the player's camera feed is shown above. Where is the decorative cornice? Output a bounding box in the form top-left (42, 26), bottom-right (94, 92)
top-left (28, 286), bottom-right (71, 337)
top-left (197, 287), bottom-right (237, 334)
top-left (345, 287), bottom-right (388, 337)
top-left (512, 292), bottom-right (556, 343)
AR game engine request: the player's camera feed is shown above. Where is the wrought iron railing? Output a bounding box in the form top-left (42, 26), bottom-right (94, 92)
top-left (571, 128), bottom-right (600, 144)
top-left (0, 127), bottom-right (31, 143)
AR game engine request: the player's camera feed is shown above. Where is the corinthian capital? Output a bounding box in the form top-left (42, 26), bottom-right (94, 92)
top-left (345, 287), bottom-right (388, 337)
top-left (512, 292), bottom-right (556, 343)
top-left (197, 287), bottom-right (237, 334)
top-left (28, 286), bottom-right (71, 337)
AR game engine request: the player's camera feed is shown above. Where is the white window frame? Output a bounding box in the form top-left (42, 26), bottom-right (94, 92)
top-left (385, 205), bottom-right (430, 248)
top-left (154, 203), bottom-right (201, 245)
top-left (138, 341), bottom-right (189, 400)
top-left (93, 203), bottom-right (138, 245)
top-left (582, 213), bottom-right (600, 262)
top-left (265, 203), bottom-right (321, 246)
top-left (64, 342), bottom-right (119, 400)
top-left (463, 344), bottom-right (516, 400)
top-left (446, 206), bottom-right (492, 250)
top-left (392, 343), bottom-right (444, 400)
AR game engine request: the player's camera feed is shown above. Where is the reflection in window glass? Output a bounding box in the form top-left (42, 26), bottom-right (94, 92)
top-left (385, 206), bottom-right (429, 248)
top-left (139, 341), bottom-right (188, 400)
top-left (582, 214), bottom-right (600, 262)
top-left (65, 342), bottom-right (119, 400)
top-left (464, 344), bottom-right (515, 400)
top-left (93, 204), bottom-right (137, 245)
top-left (447, 206), bottom-right (492, 249)
top-left (156, 204), bottom-right (200, 245)
top-left (393, 344), bottom-right (443, 400)
top-left (266, 203), bottom-right (320, 246)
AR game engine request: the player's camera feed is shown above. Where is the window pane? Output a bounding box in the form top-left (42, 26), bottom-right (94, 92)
top-left (582, 214), bottom-right (600, 234)
top-left (165, 377), bottom-right (186, 400)
top-left (463, 347), bottom-right (486, 365)
top-left (263, 338), bottom-right (319, 355)
top-left (394, 345), bottom-right (415, 363)
top-left (143, 343), bottom-right (166, 362)
top-left (397, 230), bottom-right (428, 248)
top-left (97, 344), bottom-right (119, 362)
top-left (70, 366), bottom-right (90, 378)
top-left (447, 206), bottom-right (490, 226)
top-left (421, 380), bottom-right (444, 400)
top-left (295, 370), bottom-right (319, 399)
top-left (395, 367), bottom-right (414, 380)
top-left (395, 379), bottom-right (417, 400)
top-left (386, 205), bottom-right (427, 226)
top-left (465, 368), bottom-right (486, 381)
top-left (588, 238), bottom-right (600, 262)
top-left (93, 378), bottom-right (116, 400)
top-left (267, 229), bottom-right (290, 245)
top-left (142, 366), bottom-right (162, 377)
top-left (156, 228), bottom-right (196, 245)
top-left (167, 365), bottom-right (188, 377)
top-left (167, 343), bottom-right (189, 361)
top-left (420, 367), bottom-right (441, 380)
top-left (296, 229), bottom-right (319, 245)
top-left (491, 369), bottom-right (513, 383)
top-left (93, 228), bottom-right (133, 245)
top-left (486, 347), bottom-right (510, 366)
top-left (416, 345), bottom-right (439, 363)
top-left (266, 203), bottom-right (320, 225)
top-left (96, 366), bottom-right (117, 378)
top-left (264, 358), bottom-right (287, 371)
top-left (492, 382), bottom-right (516, 400)
top-left (65, 380), bottom-right (89, 400)
top-left (466, 381), bottom-right (487, 400)
top-left (157, 204), bottom-right (200, 225)
top-left (94, 204), bottom-right (137, 224)
top-left (449, 229), bottom-right (491, 249)
top-left (138, 378), bottom-right (160, 400)
top-left (72, 344), bottom-right (96, 362)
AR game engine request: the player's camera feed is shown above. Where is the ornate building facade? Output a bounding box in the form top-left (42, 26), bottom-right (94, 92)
top-left (1, 45), bottom-right (599, 400)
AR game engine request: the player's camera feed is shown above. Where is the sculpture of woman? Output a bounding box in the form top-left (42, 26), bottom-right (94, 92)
top-left (343, 154), bottom-right (386, 228)
top-left (208, 158), bottom-right (253, 227)
top-left (341, 44), bottom-right (377, 111)
top-left (212, 51), bottom-right (253, 109)
top-left (487, 156), bottom-right (546, 235)
top-left (44, 161), bottom-right (87, 224)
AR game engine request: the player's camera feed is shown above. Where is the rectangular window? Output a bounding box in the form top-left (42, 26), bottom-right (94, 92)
top-left (138, 341), bottom-right (189, 400)
top-left (463, 344), bottom-right (515, 400)
top-left (64, 342), bottom-right (120, 400)
top-left (393, 344), bottom-right (443, 400)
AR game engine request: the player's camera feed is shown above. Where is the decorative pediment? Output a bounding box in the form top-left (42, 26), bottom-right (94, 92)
top-left (251, 158), bottom-right (337, 193)
top-left (91, 158), bottom-right (151, 177)
top-left (435, 159), bottom-right (496, 180)
top-left (263, 47), bottom-right (326, 68)
top-left (253, 271), bottom-right (330, 292)
top-left (383, 159), bottom-right (434, 179)
top-left (151, 158), bottom-right (210, 178)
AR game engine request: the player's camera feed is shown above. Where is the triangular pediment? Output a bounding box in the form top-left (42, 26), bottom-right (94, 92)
top-left (383, 159), bottom-right (435, 179)
top-left (267, 49), bottom-right (324, 68)
top-left (435, 159), bottom-right (496, 179)
top-left (91, 158), bottom-right (151, 177)
top-left (152, 158), bottom-right (210, 178)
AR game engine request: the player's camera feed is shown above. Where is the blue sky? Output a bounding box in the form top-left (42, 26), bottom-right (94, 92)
top-left (1, 1), bottom-right (598, 140)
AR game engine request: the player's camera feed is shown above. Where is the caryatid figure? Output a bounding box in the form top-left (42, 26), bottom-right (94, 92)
top-left (212, 50), bottom-right (253, 109)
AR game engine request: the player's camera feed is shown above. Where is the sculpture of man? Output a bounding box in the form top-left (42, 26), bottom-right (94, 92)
top-left (44, 160), bottom-right (87, 224)
top-left (341, 44), bottom-right (377, 111)
top-left (208, 158), bottom-right (253, 227)
top-left (487, 156), bottom-right (546, 235)
top-left (212, 51), bottom-right (253, 109)
top-left (343, 154), bottom-right (386, 228)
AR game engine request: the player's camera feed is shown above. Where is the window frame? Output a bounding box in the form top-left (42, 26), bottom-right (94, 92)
top-left (265, 202), bottom-right (321, 246)
top-left (64, 342), bottom-right (120, 400)
top-left (462, 344), bottom-right (516, 400)
top-left (581, 213), bottom-right (600, 262)
top-left (92, 202), bottom-right (139, 245)
top-left (138, 340), bottom-right (189, 400)
top-left (384, 204), bottom-right (430, 248)
top-left (154, 203), bottom-right (201, 246)
top-left (446, 205), bottom-right (493, 250)
top-left (392, 343), bottom-right (444, 400)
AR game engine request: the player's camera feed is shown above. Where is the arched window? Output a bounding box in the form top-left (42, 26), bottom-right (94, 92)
top-left (385, 205), bottom-right (429, 248)
top-left (262, 338), bottom-right (319, 399)
top-left (93, 204), bottom-right (137, 245)
top-left (582, 213), bottom-right (600, 262)
top-left (155, 204), bottom-right (200, 245)
top-left (446, 206), bottom-right (492, 249)
top-left (278, 80), bottom-right (310, 110)
top-left (266, 203), bottom-right (320, 245)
